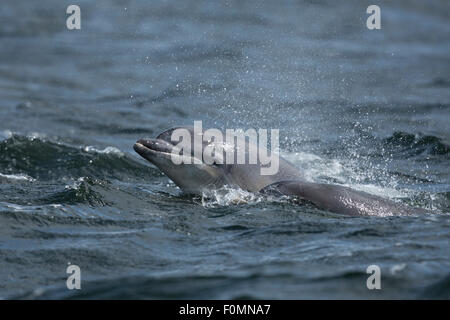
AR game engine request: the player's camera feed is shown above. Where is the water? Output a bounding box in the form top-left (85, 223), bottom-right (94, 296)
top-left (0, 0), bottom-right (449, 299)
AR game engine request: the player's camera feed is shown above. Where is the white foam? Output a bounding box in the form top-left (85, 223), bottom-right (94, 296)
top-left (200, 186), bottom-right (263, 207)
top-left (27, 132), bottom-right (47, 140)
top-left (0, 130), bottom-right (12, 140)
top-left (64, 177), bottom-right (86, 190)
top-left (0, 173), bottom-right (35, 182)
top-left (0, 202), bottom-right (33, 212)
top-left (84, 146), bottom-right (124, 156)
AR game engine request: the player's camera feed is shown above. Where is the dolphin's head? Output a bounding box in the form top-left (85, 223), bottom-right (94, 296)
top-left (134, 126), bottom-right (300, 194)
top-left (133, 127), bottom-right (228, 193)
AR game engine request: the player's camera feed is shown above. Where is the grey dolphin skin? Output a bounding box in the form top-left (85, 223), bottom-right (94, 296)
top-left (134, 127), bottom-right (428, 216)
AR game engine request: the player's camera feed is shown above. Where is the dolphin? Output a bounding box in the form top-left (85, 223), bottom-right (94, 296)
top-left (134, 127), bottom-right (428, 216)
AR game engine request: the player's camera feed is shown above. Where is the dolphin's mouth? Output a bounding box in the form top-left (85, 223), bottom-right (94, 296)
top-left (133, 139), bottom-right (174, 159)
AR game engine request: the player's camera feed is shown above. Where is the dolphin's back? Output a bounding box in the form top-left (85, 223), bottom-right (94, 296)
top-left (261, 180), bottom-right (428, 216)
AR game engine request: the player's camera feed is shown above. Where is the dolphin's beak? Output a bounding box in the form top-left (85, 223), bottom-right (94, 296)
top-left (133, 138), bottom-right (174, 160)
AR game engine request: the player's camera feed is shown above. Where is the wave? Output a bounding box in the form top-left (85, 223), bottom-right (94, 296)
top-left (0, 135), bottom-right (158, 181)
top-left (382, 132), bottom-right (450, 157)
top-left (13, 268), bottom-right (450, 300)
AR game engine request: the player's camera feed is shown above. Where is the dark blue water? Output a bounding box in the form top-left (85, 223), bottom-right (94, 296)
top-left (0, 0), bottom-right (449, 299)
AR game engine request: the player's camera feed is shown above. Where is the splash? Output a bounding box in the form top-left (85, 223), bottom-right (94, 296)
top-left (282, 151), bottom-right (413, 201)
top-left (199, 185), bottom-right (265, 208)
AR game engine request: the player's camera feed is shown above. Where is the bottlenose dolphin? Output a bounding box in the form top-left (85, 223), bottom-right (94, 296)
top-left (134, 127), bottom-right (427, 216)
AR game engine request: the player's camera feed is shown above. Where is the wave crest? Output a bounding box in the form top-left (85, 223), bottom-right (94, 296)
top-left (0, 135), bottom-right (157, 181)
